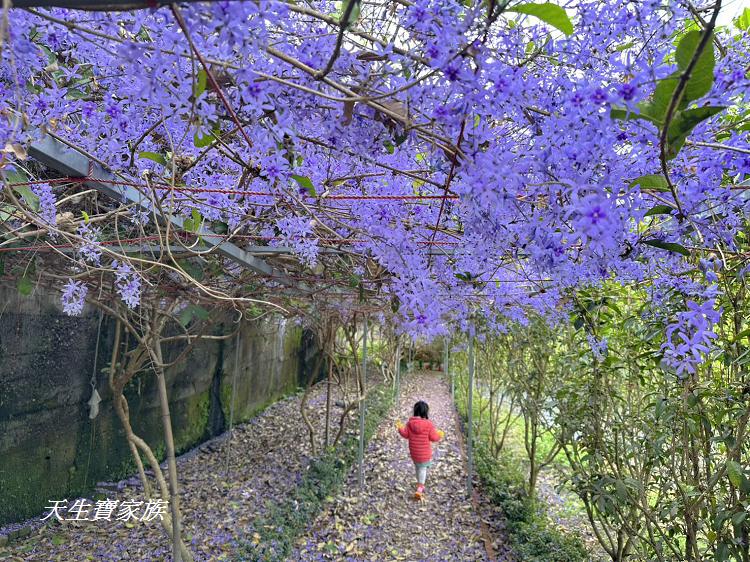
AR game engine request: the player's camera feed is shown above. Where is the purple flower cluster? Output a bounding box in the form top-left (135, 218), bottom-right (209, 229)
top-left (0, 0), bottom-right (746, 374)
top-left (61, 279), bottom-right (87, 316)
top-left (586, 333), bottom-right (608, 362)
top-left (30, 182), bottom-right (56, 226)
top-left (275, 216), bottom-right (319, 267)
top-left (76, 223), bottom-right (102, 265)
top-left (112, 261), bottom-right (141, 309)
top-left (661, 296), bottom-right (722, 377)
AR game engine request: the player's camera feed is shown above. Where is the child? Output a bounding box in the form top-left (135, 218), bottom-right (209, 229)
top-left (396, 401), bottom-right (445, 500)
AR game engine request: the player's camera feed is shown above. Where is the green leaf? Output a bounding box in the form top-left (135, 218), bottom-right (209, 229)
top-left (646, 75), bottom-right (680, 122)
top-left (291, 174), bottom-right (316, 196)
top-left (666, 106), bottom-right (725, 159)
top-left (65, 88), bottom-right (90, 100)
top-left (727, 460), bottom-right (743, 488)
top-left (138, 151), bottom-right (168, 166)
top-left (3, 168), bottom-right (41, 211)
top-left (178, 304), bottom-right (210, 327)
top-left (675, 30), bottom-right (715, 103)
top-left (81, 210), bottom-right (90, 224)
top-left (613, 41), bottom-right (635, 52)
top-left (183, 209), bottom-right (203, 233)
top-left (622, 31), bottom-right (716, 126)
top-left (736, 8), bottom-right (750, 31)
top-left (644, 204), bottom-right (676, 217)
top-left (211, 220), bottom-right (229, 235)
top-left (629, 174), bottom-right (670, 192)
top-left (2, 167), bottom-right (28, 186)
top-left (614, 479), bottom-right (628, 501)
top-left (194, 122), bottom-right (221, 148)
top-left (610, 105), bottom-right (661, 126)
top-left (178, 307), bottom-right (193, 326)
top-left (17, 275), bottom-right (33, 296)
top-left (177, 259), bottom-right (205, 282)
top-left (655, 398), bottom-right (666, 419)
top-left (11, 184), bottom-right (41, 211)
top-left (339, 0), bottom-right (361, 29)
top-left (643, 239), bottom-right (690, 256)
top-left (191, 305), bottom-right (209, 320)
top-left (194, 131), bottom-right (214, 148)
top-left (508, 3), bottom-right (574, 36)
top-left (193, 69), bottom-right (208, 98)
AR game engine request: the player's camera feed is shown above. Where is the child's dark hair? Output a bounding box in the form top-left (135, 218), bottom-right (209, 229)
top-left (413, 401), bottom-right (429, 419)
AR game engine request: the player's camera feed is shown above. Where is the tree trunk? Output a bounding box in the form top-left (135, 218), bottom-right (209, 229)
top-left (325, 360), bottom-right (333, 448)
top-left (153, 339), bottom-right (184, 562)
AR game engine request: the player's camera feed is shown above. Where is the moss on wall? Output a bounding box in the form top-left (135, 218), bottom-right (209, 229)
top-left (174, 389), bottom-right (211, 454)
top-left (0, 287), bottom-right (317, 526)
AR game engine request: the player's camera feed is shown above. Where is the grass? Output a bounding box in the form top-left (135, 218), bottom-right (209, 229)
top-left (238, 383), bottom-right (394, 562)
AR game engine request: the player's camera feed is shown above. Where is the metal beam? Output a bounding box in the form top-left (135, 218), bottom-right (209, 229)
top-left (12, 0), bottom-right (217, 9)
top-left (28, 136), bottom-right (309, 293)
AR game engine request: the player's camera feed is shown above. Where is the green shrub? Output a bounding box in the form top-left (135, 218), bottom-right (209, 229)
top-left (513, 518), bottom-right (589, 562)
top-left (239, 384), bottom-right (393, 561)
top-left (463, 419), bottom-right (588, 561)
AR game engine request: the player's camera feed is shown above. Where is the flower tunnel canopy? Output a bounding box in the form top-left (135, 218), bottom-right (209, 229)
top-left (0, 0), bottom-right (747, 371)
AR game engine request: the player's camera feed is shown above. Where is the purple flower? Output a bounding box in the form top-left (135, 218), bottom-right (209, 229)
top-left (591, 88), bottom-right (609, 105)
top-left (618, 82), bottom-right (637, 101)
top-left (586, 333), bottom-right (608, 362)
top-left (31, 183), bottom-right (57, 226)
top-left (61, 279), bottom-right (87, 315)
top-left (82, 101), bottom-right (96, 118)
top-left (443, 62), bottom-right (461, 82)
top-left (77, 223), bottom-right (102, 265)
top-left (661, 297), bottom-right (721, 376)
top-left (113, 261), bottom-right (141, 309)
top-left (569, 92), bottom-right (585, 108)
top-left (106, 102), bottom-right (120, 119)
top-left (275, 216), bottom-right (318, 266)
top-left (570, 192), bottom-right (616, 247)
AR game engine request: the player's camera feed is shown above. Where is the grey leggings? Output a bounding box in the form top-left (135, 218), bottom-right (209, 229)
top-left (414, 461), bottom-right (431, 485)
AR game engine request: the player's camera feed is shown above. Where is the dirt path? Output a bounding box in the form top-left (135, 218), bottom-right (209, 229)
top-left (295, 371), bottom-right (493, 561)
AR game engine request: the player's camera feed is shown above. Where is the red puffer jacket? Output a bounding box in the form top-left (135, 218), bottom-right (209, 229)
top-left (398, 416), bottom-right (442, 463)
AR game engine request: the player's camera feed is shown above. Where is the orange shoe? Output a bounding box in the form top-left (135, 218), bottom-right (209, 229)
top-left (414, 484), bottom-right (425, 501)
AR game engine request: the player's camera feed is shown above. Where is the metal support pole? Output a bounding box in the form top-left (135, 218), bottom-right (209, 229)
top-left (444, 337), bottom-right (452, 402)
top-left (358, 314), bottom-right (368, 489)
top-left (395, 340), bottom-right (401, 404)
top-left (466, 333), bottom-right (475, 498)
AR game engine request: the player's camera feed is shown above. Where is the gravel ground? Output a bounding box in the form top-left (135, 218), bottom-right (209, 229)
top-left (0, 379), bottom-right (359, 562)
